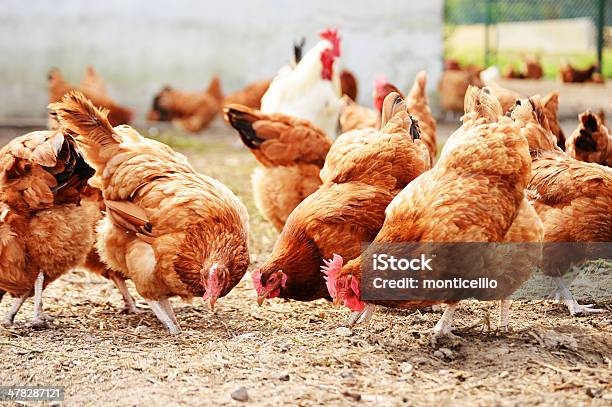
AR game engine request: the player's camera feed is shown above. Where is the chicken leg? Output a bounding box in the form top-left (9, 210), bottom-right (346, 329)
top-left (2, 294), bottom-right (28, 327)
top-left (147, 299), bottom-right (181, 335)
top-left (554, 277), bottom-right (603, 315)
top-left (109, 274), bottom-right (142, 314)
top-left (28, 272), bottom-right (53, 329)
top-left (498, 299), bottom-right (511, 332)
top-left (431, 303), bottom-right (460, 345)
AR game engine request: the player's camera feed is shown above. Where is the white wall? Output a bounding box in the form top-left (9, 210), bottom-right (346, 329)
top-left (0, 0), bottom-right (443, 119)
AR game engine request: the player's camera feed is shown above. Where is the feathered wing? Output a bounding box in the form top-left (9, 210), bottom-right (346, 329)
top-left (339, 97), bottom-right (379, 133)
top-left (0, 203), bottom-right (27, 293)
top-left (406, 71), bottom-right (437, 162)
top-left (528, 151), bottom-right (612, 205)
top-left (224, 104), bottom-right (332, 167)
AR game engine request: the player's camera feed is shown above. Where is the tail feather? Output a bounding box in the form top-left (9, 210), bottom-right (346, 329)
top-left (49, 91), bottom-right (121, 169)
top-left (224, 104), bottom-right (265, 149)
top-left (408, 71), bottom-right (427, 99)
top-left (463, 86), bottom-right (503, 122)
top-left (206, 76), bottom-right (223, 103)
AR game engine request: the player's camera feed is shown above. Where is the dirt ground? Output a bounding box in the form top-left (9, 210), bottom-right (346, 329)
top-left (0, 119), bottom-right (611, 406)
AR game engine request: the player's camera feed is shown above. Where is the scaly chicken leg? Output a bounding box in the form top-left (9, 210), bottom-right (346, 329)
top-left (554, 277), bottom-right (603, 315)
top-left (109, 274), bottom-right (142, 314)
top-left (29, 272), bottom-right (53, 329)
top-left (147, 299), bottom-right (181, 335)
top-left (498, 299), bottom-right (512, 331)
top-left (2, 294), bottom-right (28, 327)
top-left (431, 303), bottom-right (460, 345)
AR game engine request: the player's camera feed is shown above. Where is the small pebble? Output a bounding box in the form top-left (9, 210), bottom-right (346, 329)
top-left (586, 387), bottom-right (601, 398)
top-left (400, 362), bottom-right (413, 374)
top-left (231, 386), bottom-right (249, 402)
top-left (499, 371), bottom-right (509, 378)
top-left (342, 391), bottom-right (361, 401)
top-left (336, 327), bottom-right (353, 337)
top-left (340, 370), bottom-right (355, 379)
top-left (434, 347), bottom-right (453, 360)
top-left (277, 372), bottom-right (290, 381)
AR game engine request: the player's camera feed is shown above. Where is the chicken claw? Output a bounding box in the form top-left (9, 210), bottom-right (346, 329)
top-left (430, 303), bottom-right (462, 346)
top-left (27, 272), bottom-right (54, 330)
top-left (554, 277), bottom-right (604, 316)
top-left (110, 275), bottom-right (144, 315)
top-left (2, 295), bottom-right (28, 327)
top-left (344, 304), bottom-right (376, 328)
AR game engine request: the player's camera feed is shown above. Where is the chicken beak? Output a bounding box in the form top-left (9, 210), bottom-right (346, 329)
top-left (257, 293), bottom-right (268, 307)
top-left (333, 297), bottom-right (343, 308)
top-left (209, 295), bottom-right (218, 311)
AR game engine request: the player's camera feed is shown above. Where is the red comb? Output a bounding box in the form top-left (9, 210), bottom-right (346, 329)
top-left (374, 75), bottom-right (388, 92)
top-left (320, 28), bottom-right (341, 57)
top-left (321, 254), bottom-right (343, 297)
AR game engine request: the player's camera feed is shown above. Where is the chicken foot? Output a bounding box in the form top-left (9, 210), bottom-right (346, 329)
top-left (344, 304), bottom-right (376, 327)
top-left (2, 294), bottom-right (28, 327)
top-left (554, 277), bottom-right (603, 315)
top-left (147, 298), bottom-right (181, 335)
top-left (498, 299), bottom-right (511, 332)
top-left (109, 274), bottom-right (143, 314)
top-left (431, 303), bottom-right (461, 345)
top-left (28, 272), bottom-right (53, 329)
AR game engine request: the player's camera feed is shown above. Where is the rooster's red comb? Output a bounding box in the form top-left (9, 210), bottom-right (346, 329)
top-left (320, 28), bottom-right (341, 57)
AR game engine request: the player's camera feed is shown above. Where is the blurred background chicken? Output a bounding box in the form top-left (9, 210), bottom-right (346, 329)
top-left (503, 55), bottom-right (543, 80)
top-left (52, 92), bottom-right (250, 334)
top-left (565, 110), bottom-right (612, 166)
top-left (47, 67), bottom-right (133, 128)
top-left (225, 104), bottom-right (332, 231)
top-left (560, 63), bottom-right (604, 83)
top-left (79, 65), bottom-right (108, 97)
top-left (260, 28), bottom-right (343, 139)
top-left (147, 76), bottom-right (223, 133)
top-left (338, 76), bottom-right (400, 133)
top-left (221, 78), bottom-right (272, 110)
top-left (252, 92), bottom-right (430, 305)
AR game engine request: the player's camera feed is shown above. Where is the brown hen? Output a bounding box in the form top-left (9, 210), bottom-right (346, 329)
top-left (225, 104), bottom-right (332, 231)
top-left (51, 92), bottom-right (249, 334)
top-left (252, 92), bottom-right (430, 305)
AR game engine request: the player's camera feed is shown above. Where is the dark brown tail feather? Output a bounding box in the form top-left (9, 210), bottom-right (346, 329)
top-left (224, 104), bottom-right (265, 149)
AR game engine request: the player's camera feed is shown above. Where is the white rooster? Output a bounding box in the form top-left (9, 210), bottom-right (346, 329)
top-left (261, 28), bottom-right (343, 139)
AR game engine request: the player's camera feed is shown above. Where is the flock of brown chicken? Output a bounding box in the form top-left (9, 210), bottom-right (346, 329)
top-left (1, 29), bottom-right (610, 341)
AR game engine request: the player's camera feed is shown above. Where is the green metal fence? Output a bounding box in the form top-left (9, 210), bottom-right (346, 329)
top-left (444, 0), bottom-right (610, 78)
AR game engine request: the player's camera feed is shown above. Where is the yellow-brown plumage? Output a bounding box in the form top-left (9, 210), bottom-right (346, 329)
top-left (225, 104), bottom-right (332, 231)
